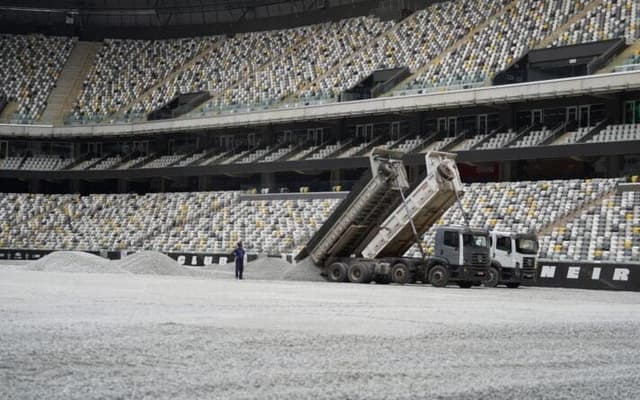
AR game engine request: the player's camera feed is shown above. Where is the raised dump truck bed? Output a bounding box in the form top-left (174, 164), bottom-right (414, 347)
top-left (360, 152), bottom-right (462, 258)
top-left (298, 148), bottom-right (409, 266)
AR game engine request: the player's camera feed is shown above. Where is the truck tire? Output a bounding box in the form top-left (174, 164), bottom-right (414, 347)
top-left (327, 262), bottom-right (348, 282)
top-left (348, 262), bottom-right (371, 284)
top-left (483, 266), bottom-right (499, 288)
top-left (457, 281), bottom-right (473, 288)
top-left (391, 263), bottom-right (411, 284)
top-left (428, 265), bottom-right (449, 287)
top-left (506, 282), bottom-right (521, 289)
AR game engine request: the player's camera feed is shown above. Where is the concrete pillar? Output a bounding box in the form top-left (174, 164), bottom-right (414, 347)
top-left (262, 126), bottom-right (274, 147)
top-left (499, 161), bottom-right (512, 181)
top-left (330, 169), bottom-right (342, 189)
top-left (606, 96), bottom-right (622, 124)
top-left (157, 136), bottom-right (170, 154)
top-left (411, 112), bottom-right (425, 135)
top-left (499, 107), bottom-right (514, 131)
top-left (117, 179), bottom-right (128, 193)
top-left (28, 179), bottom-right (41, 194)
top-left (198, 176), bottom-right (208, 191)
top-left (608, 156), bottom-right (621, 178)
top-left (337, 119), bottom-right (346, 142)
top-left (260, 173), bottom-right (275, 192)
top-left (71, 179), bottom-right (81, 194)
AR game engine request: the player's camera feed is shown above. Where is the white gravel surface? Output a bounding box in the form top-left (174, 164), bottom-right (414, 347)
top-left (2, 251), bottom-right (319, 281)
top-left (1, 269), bottom-right (639, 400)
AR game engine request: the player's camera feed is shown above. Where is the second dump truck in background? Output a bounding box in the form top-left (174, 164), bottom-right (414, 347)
top-left (484, 231), bottom-right (539, 288)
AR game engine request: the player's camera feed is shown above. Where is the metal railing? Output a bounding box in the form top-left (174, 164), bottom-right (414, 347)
top-left (614, 63), bottom-right (640, 73)
top-left (390, 77), bottom-right (487, 97)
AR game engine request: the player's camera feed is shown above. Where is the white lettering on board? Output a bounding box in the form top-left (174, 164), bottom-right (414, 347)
top-left (540, 265), bottom-right (556, 278)
top-left (567, 266), bottom-right (580, 279)
top-left (613, 268), bottom-right (630, 281)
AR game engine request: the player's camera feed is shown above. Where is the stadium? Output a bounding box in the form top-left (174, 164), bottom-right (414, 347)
top-left (0, 0), bottom-right (639, 398)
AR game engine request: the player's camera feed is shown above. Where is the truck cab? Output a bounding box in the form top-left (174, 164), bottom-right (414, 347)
top-left (485, 231), bottom-right (539, 288)
top-left (427, 226), bottom-right (491, 288)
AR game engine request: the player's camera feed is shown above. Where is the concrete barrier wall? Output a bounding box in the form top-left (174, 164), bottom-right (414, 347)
top-left (528, 259), bottom-right (640, 291)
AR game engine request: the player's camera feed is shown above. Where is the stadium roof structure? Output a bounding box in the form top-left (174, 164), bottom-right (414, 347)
top-left (0, 0), bottom-right (372, 17)
top-left (0, 0), bottom-right (412, 38)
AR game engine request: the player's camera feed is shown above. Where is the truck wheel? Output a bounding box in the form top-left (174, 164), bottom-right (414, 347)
top-left (506, 282), bottom-right (521, 289)
top-left (326, 262), bottom-right (348, 282)
top-left (391, 263), bottom-right (411, 284)
top-left (348, 263), bottom-right (371, 283)
top-left (457, 281), bottom-right (473, 288)
top-left (428, 265), bottom-right (449, 287)
top-left (483, 266), bottom-right (499, 288)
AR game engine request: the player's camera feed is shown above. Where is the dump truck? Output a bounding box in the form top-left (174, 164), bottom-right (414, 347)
top-left (297, 149), bottom-right (490, 287)
top-left (484, 231), bottom-right (539, 288)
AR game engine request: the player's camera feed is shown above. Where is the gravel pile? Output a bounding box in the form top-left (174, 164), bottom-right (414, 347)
top-left (27, 251), bottom-right (125, 274)
top-left (211, 255), bottom-right (325, 282)
top-left (244, 255), bottom-right (297, 280)
top-left (9, 251), bottom-right (326, 282)
top-left (115, 251), bottom-right (201, 276)
top-left (281, 257), bottom-right (326, 282)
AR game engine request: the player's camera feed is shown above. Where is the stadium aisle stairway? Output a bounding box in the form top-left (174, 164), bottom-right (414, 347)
top-left (40, 41), bottom-right (102, 124)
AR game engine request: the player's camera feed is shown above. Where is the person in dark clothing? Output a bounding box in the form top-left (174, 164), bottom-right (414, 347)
top-left (232, 241), bottom-right (245, 280)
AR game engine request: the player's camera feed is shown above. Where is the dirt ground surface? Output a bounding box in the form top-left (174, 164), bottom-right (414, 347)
top-left (1, 268), bottom-right (640, 400)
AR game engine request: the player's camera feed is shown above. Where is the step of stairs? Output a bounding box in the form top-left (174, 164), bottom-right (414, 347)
top-left (39, 41), bottom-right (101, 125)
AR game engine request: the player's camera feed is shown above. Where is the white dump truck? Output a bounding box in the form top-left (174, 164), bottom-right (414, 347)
top-left (297, 149), bottom-right (490, 287)
top-left (484, 231), bottom-right (539, 288)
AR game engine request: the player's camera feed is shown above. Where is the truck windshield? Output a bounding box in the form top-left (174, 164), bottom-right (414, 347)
top-left (463, 234), bottom-right (488, 248)
top-left (516, 238), bottom-right (538, 254)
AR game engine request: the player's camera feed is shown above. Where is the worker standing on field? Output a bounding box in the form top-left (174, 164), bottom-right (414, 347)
top-left (233, 241), bottom-right (245, 280)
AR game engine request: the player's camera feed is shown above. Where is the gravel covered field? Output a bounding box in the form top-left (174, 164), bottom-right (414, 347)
top-left (1, 268), bottom-right (640, 399)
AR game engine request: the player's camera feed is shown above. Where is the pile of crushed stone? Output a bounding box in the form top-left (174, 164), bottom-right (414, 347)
top-left (208, 255), bottom-right (325, 282)
top-left (10, 251), bottom-right (327, 282)
top-left (16, 251), bottom-right (198, 277)
top-left (235, 255), bottom-right (296, 280)
top-left (281, 257), bottom-right (326, 282)
top-left (28, 251), bottom-right (124, 274)
top-left (115, 251), bottom-right (200, 276)
top-left (206, 255), bottom-right (291, 280)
